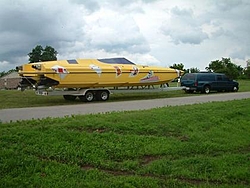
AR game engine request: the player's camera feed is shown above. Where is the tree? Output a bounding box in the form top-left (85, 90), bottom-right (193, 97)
top-left (244, 67), bottom-right (250, 79)
top-left (185, 67), bottom-right (200, 73)
top-left (41, 46), bottom-right (58, 62)
top-left (247, 59), bottom-right (250, 67)
top-left (243, 59), bottom-right (250, 79)
top-left (0, 71), bottom-right (6, 78)
top-left (206, 57), bottom-right (243, 79)
top-left (28, 45), bottom-right (58, 63)
top-left (170, 63), bottom-right (184, 70)
top-left (170, 63), bottom-right (200, 74)
top-left (28, 45), bottom-right (43, 63)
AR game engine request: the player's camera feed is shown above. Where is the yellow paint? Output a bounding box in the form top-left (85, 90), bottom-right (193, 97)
top-left (19, 59), bottom-right (182, 88)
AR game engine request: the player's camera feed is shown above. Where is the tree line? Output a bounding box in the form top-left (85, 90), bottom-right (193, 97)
top-left (170, 58), bottom-right (250, 79)
top-left (1, 45), bottom-right (250, 79)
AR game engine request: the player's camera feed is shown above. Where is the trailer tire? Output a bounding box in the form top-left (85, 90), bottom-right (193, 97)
top-left (63, 95), bottom-right (77, 101)
top-left (97, 90), bottom-right (109, 101)
top-left (79, 91), bottom-right (94, 102)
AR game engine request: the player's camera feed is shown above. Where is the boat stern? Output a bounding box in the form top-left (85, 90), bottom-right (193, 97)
top-left (17, 62), bottom-right (59, 90)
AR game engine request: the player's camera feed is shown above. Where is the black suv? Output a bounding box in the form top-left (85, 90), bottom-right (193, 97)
top-left (181, 73), bottom-right (239, 94)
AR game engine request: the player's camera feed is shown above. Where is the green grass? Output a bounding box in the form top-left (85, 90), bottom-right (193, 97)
top-left (0, 89), bottom-right (189, 109)
top-left (0, 79), bottom-right (249, 109)
top-left (1, 99), bottom-right (250, 187)
top-left (237, 79), bottom-right (250, 91)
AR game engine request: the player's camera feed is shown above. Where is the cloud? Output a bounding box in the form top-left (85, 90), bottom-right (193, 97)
top-left (0, 0), bottom-right (86, 65)
top-left (84, 9), bottom-right (149, 54)
top-left (206, 0), bottom-right (250, 61)
top-left (214, 0), bottom-right (243, 12)
top-left (70, 0), bottom-right (100, 12)
top-left (0, 0), bottom-right (152, 71)
top-left (0, 0), bottom-right (250, 72)
top-left (161, 6), bottom-right (208, 45)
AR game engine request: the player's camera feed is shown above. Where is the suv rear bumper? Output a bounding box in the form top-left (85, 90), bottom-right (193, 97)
top-left (183, 87), bottom-right (197, 91)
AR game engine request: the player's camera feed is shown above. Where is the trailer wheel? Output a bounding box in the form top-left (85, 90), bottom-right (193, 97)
top-left (63, 95), bottom-right (77, 101)
top-left (79, 91), bottom-right (94, 102)
top-left (97, 90), bottom-right (109, 101)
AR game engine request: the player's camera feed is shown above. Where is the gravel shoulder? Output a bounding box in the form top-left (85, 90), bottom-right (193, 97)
top-left (1, 92), bottom-right (250, 123)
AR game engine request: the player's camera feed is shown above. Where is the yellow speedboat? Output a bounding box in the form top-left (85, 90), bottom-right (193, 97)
top-left (18, 58), bottom-right (182, 89)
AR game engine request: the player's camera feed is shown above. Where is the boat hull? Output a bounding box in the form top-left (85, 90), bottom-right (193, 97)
top-left (18, 58), bottom-right (182, 89)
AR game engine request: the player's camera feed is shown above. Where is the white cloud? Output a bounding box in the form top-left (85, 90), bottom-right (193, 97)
top-left (0, 0), bottom-right (250, 72)
top-left (161, 6), bottom-right (209, 45)
top-left (0, 61), bottom-right (13, 72)
top-left (83, 9), bottom-right (149, 54)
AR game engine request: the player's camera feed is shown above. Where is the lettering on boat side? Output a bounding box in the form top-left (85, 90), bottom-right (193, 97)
top-left (89, 64), bottom-right (102, 77)
top-left (140, 70), bottom-right (159, 83)
top-left (114, 66), bottom-right (122, 77)
top-left (129, 66), bottom-right (139, 77)
top-left (51, 65), bottom-right (69, 79)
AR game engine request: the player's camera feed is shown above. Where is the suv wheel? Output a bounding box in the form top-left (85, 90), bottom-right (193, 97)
top-left (232, 86), bottom-right (238, 92)
top-left (203, 85), bottom-right (210, 94)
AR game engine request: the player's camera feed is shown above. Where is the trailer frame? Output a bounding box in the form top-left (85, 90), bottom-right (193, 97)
top-left (35, 85), bottom-right (185, 102)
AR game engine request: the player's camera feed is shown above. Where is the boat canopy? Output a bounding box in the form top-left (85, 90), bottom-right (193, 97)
top-left (98, 58), bottom-right (135, 65)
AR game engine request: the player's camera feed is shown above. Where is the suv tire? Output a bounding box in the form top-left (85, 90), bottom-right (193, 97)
top-left (232, 86), bottom-right (238, 92)
top-left (203, 85), bottom-right (210, 94)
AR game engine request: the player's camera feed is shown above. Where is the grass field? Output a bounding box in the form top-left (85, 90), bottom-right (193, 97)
top-left (1, 99), bottom-right (250, 187)
top-left (0, 79), bottom-right (249, 109)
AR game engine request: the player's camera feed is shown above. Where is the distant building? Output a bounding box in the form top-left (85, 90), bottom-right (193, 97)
top-left (0, 72), bottom-right (21, 89)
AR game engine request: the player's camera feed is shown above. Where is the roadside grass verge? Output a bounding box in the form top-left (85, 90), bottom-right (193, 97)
top-left (0, 79), bottom-right (249, 109)
top-left (1, 99), bottom-right (250, 187)
top-left (0, 89), bottom-right (188, 109)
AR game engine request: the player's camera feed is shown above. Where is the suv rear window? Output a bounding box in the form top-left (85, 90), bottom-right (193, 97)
top-left (182, 73), bottom-right (195, 80)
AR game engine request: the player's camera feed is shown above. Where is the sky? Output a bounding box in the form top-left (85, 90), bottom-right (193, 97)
top-left (0, 0), bottom-right (250, 72)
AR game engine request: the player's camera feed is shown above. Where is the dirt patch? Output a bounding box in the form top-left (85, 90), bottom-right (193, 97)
top-left (140, 155), bottom-right (161, 165)
top-left (67, 126), bottom-right (107, 133)
top-left (81, 164), bottom-right (95, 170)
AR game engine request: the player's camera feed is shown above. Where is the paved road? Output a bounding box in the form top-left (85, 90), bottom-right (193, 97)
top-left (1, 92), bottom-right (250, 123)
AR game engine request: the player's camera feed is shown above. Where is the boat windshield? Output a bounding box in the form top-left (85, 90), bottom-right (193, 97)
top-left (98, 58), bottom-right (135, 65)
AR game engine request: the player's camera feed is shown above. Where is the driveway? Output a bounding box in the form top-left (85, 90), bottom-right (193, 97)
top-left (1, 92), bottom-right (250, 123)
